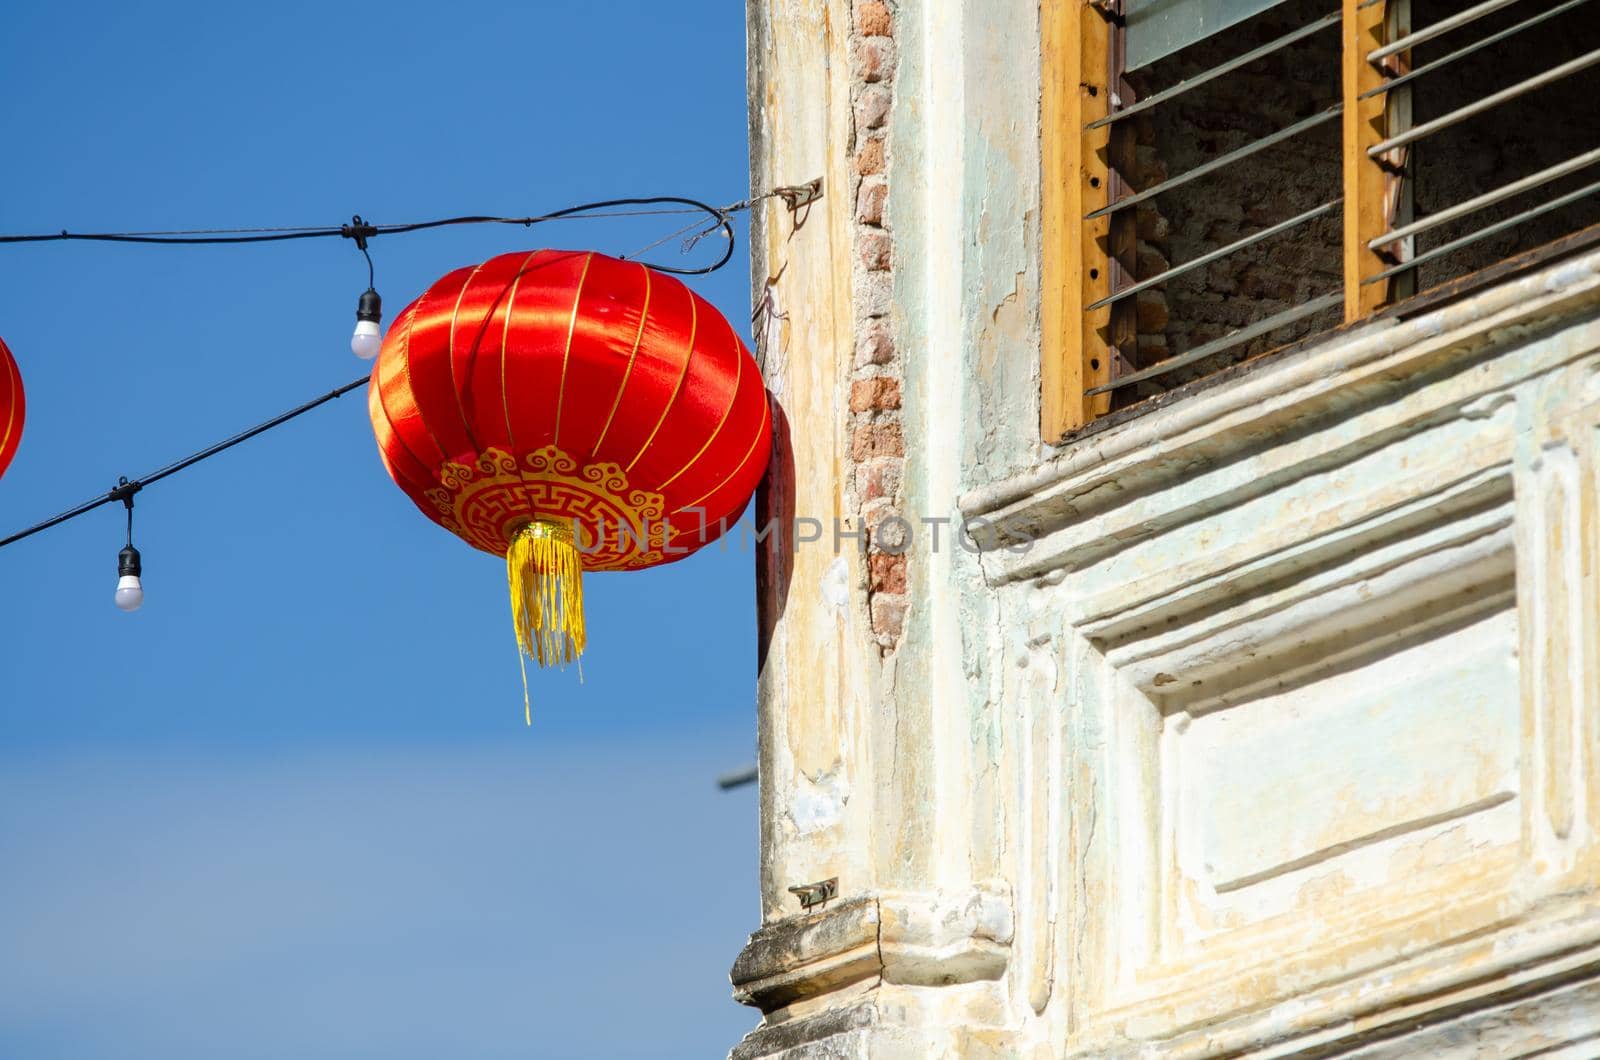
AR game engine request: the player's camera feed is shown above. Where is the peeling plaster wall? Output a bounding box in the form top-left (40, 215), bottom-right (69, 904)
top-left (896, 0), bottom-right (1047, 487)
top-left (735, 0), bottom-right (1600, 1056)
top-left (746, 0), bottom-right (879, 929)
top-left (963, 257), bottom-right (1600, 1057)
top-left (886, 0), bottom-right (1047, 910)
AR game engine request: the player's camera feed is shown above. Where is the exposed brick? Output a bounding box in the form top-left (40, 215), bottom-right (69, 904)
top-left (854, 320), bottom-right (894, 366)
top-left (1239, 265), bottom-right (1296, 302)
top-left (856, 177), bottom-right (887, 225)
top-left (860, 498), bottom-right (898, 534)
top-left (860, 457), bottom-right (901, 502)
top-left (850, 376), bottom-right (901, 412)
top-left (854, 85), bottom-right (891, 132)
top-left (1135, 289), bottom-right (1169, 333)
top-left (851, 421), bottom-right (904, 461)
top-left (1131, 146), bottom-right (1167, 186)
top-left (855, 137), bottom-right (884, 176)
top-left (858, 228), bottom-right (891, 270)
top-left (1244, 201), bottom-right (1277, 226)
top-left (854, 0), bottom-right (892, 37)
top-left (857, 268), bottom-right (893, 317)
top-left (1136, 244), bottom-right (1169, 278)
top-left (868, 551), bottom-right (907, 594)
top-left (1135, 204), bottom-right (1169, 242)
top-left (869, 514), bottom-right (913, 555)
top-left (870, 593), bottom-right (908, 639)
top-left (1202, 198), bottom-right (1245, 225)
top-left (1201, 267), bottom-right (1238, 295)
top-left (849, 0), bottom-right (903, 653)
top-left (1137, 333), bottom-right (1170, 362)
top-left (854, 37), bottom-right (895, 83)
top-left (1120, 11), bottom-right (1352, 381)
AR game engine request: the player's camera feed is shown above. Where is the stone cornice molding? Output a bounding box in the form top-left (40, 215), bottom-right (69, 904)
top-left (959, 249), bottom-right (1600, 587)
top-left (729, 886), bottom-right (1013, 1015)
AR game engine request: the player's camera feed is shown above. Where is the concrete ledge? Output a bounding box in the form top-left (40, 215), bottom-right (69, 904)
top-left (731, 897), bottom-right (882, 1012)
top-left (730, 1001), bottom-right (878, 1060)
top-left (730, 887), bottom-right (1014, 1014)
top-left (958, 246), bottom-right (1600, 586)
top-left (879, 886), bottom-right (1012, 987)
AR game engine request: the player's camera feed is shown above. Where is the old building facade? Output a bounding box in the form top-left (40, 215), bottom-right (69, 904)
top-left (732, 0), bottom-right (1600, 1055)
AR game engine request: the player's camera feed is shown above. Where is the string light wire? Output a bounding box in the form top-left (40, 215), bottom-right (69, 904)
top-left (0, 182), bottom-right (824, 554)
top-left (0, 195), bottom-right (742, 275)
top-left (0, 375), bottom-right (369, 551)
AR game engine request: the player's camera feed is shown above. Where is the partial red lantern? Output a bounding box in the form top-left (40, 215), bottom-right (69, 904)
top-left (0, 336), bottom-right (23, 482)
top-left (368, 250), bottom-right (771, 713)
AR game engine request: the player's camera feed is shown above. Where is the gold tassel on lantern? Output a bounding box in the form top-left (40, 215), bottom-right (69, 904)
top-left (506, 519), bottom-right (587, 724)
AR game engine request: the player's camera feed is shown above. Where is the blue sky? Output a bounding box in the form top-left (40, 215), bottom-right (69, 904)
top-left (1, 2), bottom-right (761, 1056)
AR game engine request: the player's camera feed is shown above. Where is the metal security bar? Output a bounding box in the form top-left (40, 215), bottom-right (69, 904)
top-left (1087, 200), bottom-right (1340, 311)
top-left (1081, 1), bottom-right (1342, 396)
top-left (1367, 0), bottom-right (1522, 62)
top-left (1368, 48), bottom-right (1600, 157)
top-left (1086, 107), bottom-right (1342, 220)
top-left (1357, 0), bottom-right (1595, 100)
top-left (1087, 294), bottom-right (1342, 395)
top-left (1089, 10), bottom-right (1341, 128)
top-left (1366, 176), bottom-right (1600, 284)
top-left (1360, 0), bottom-right (1600, 289)
top-left (1370, 148), bottom-right (1600, 251)
top-left (1044, 0), bottom-right (1598, 436)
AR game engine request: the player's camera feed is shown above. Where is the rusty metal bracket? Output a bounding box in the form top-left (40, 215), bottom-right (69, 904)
top-left (1087, 0), bottom-right (1126, 24)
top-left (787, 877), bottom-right (838, 911)
top-left (774, 178), bottom-right (824, 212)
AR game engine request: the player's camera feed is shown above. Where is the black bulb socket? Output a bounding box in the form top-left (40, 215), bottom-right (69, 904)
top-left (118, 544), bottom-right (142, 578)
top-left (356, 287), bottom-right (383, 324)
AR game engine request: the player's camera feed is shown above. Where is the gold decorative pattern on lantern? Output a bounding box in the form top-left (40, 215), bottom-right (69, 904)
top-left (425, 445), bottom-right (668, 570)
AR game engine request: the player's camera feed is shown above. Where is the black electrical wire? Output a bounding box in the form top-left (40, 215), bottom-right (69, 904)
top-left (0, 375), bottom-right (369, 551)
top-left (0, 195), bottom-right (740, 275)
top-left (0, 182), bottom-right (821, 554)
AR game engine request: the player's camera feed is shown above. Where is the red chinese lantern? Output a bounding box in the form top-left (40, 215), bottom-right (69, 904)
top-left (0, 336), bottom-right (23, 483)
top-left (368, 250), bottom-right (771, 714)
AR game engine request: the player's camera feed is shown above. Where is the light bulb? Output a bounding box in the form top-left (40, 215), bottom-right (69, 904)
top-left (351, 319), bottom-right (382, 359)
top-left (115, 544), bottom-right (143, 612)
top-left (352, 287), bottom-right (383, 360)
top-left (115, 575), bottom-right (144, 612)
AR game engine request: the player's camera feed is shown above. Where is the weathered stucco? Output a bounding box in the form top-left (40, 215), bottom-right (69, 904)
top-left (744, 0), bottom-right (882, 929)
top-left (736, 0), bottom-right (1600, 1055)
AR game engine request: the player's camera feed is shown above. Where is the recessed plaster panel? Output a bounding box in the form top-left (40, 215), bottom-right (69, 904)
top-left (1172, 604), bottom-right (1520, 936)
